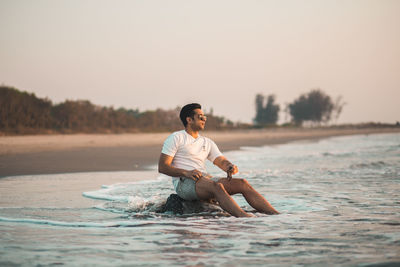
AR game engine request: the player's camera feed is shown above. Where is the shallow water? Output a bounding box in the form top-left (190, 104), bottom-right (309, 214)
top-left (1, 133), bottom-right (399, 266)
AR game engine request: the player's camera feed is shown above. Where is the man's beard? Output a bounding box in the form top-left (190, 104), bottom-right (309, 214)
top-left (194, 123), bottom-right (205, 131)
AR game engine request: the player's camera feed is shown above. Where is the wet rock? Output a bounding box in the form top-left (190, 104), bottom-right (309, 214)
top-left (159, 194), bottom-right (222, 215)
top-left (163, 194), bottom-right (184, 214)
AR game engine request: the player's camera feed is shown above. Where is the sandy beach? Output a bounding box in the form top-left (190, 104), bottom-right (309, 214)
top-left (1, 127), bottom-right (399, 177)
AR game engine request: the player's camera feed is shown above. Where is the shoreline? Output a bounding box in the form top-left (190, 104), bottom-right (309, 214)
top-left (0, 170), bottom-right (158, 208)
top-left (1, 127), bottom-right (399, 177)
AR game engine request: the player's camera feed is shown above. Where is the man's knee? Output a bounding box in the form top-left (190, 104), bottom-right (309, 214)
top-left (213, 181), bottom-right (227, 194)
top-left (239, 179), bottom-right (253, 191)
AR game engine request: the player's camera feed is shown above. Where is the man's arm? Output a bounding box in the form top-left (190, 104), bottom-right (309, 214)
top-left (158, 153), bottom-right (203, 181)
top-left (213, 155), bottom-right (238, 178)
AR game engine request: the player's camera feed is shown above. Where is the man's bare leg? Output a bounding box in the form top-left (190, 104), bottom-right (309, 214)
top-left (218, 178), bottom-right (279, 215)
top-left (195, 178), bottom-right (252, 217)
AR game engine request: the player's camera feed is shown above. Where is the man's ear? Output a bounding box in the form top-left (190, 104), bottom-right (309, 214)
top-left (186, 116), bottom-right (192, 125)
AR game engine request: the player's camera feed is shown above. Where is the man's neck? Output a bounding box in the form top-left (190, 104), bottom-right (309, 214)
top-left (185, 128), bottom-right (199, 139)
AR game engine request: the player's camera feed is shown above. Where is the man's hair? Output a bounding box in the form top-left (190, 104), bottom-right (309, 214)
top-left (180, 103), bottom-right (201, 127)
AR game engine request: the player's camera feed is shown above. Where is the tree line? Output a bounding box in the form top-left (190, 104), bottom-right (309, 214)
top-left (1, 85), bottom-right (397, 135)
top-left (254, 89), bottom-right (346, 126)
top-left (0, 86), bottom-right (239, 135)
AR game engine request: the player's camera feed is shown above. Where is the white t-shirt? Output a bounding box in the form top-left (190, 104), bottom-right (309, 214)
top-left (161, 130), bottom-right (223, 180)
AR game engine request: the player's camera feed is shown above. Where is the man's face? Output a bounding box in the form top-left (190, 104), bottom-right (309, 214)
top-left (188, 109), bottom-right (207, 130)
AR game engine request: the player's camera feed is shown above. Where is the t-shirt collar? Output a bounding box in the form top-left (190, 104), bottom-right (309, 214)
top-left (184, 129), bottom-right (201, 141)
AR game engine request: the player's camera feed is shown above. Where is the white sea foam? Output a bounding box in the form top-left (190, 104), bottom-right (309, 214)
top-left (0, 216), bottom-right (152, 228)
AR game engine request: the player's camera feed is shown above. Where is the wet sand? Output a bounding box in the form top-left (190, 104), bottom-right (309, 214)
top-left (0, 170), bottom-right (157, 208)
top-left (1, 127), bottom-right (399, 177)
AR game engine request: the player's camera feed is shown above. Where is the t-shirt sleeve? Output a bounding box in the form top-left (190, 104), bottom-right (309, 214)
top-left (161, 133), bottom-right (178, 157)
top-left (207, 139), bottom-right (223, 162)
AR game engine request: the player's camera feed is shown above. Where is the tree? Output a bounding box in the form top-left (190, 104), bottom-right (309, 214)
top-left (0, 86), bottom-right (53, 133)
top-left (254, 94), bottom-right (280, 126)
top-left (332, 96), bottom-right (346, 124)
top-left (288, 89), bottom-right (337, 125)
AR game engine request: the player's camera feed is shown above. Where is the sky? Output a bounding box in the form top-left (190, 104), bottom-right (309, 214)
top-left (1, 0), bottom-right (399, 124)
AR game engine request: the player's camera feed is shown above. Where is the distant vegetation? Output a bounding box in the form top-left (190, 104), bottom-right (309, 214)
top-left (287, 89), bottom-right (346, 126)
top-left (0, 86), bottom-right (244, 135)
top-left (254, 89), bottom-right (346, 126)
top-left (1, 86), bottom-right (397, 135)
top-left (254, 94), bottom-right (280, 126)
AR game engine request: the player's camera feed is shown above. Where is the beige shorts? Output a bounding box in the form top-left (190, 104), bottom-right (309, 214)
top-left (173, 174), bottom-right (220, 201)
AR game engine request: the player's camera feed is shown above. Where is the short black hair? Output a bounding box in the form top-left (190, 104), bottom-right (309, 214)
top-left (180, 103), bottom-right (201, 127)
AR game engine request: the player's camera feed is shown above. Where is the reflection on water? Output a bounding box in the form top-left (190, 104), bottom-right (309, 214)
top-left (0, 133), bottom-right (399, 266)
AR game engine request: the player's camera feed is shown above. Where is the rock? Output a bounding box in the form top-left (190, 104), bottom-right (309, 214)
top-left (159, 194), bottom-right (222, 215)
top-left (163, 194), bottom-right (184, 214)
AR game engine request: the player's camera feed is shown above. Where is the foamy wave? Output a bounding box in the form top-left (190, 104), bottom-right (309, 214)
top-left (127, 195), bottom-right (165, 212)
top-left (0, 216), bottom-right (153, 228)
top-left (322, 151), bottom-right (355, 157)
top-left (82, 175), bottom-right (172, 203)
top-left (83, 185), bottom-right (131, 202)
top-left (82, 176), bottom-right (175, 216)
top-left (350, 161), bottom-right (387, 169)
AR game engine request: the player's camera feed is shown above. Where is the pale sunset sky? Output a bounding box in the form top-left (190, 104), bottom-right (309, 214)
top-left (1, 0), bottom-right (399, 124)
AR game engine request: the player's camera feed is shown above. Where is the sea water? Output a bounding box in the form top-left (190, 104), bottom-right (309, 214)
top-left (0, 133), bottom-right (399, 266)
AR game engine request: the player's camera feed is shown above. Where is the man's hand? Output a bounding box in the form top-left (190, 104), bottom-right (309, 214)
top-left (159, 154), bottom-right (204, 182)
top-left (227, 164), bottom-right (238, 181)
top-left (213, 156), bottom-right (238, 181)
top-left (183, 169), bottom-right (203, 182)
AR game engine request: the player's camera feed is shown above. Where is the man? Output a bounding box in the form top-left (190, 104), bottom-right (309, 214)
top-left (158, 103), bottom-right (279, 217)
